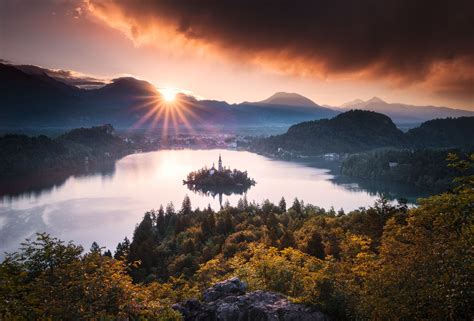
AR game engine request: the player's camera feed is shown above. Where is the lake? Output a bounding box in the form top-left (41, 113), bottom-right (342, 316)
top-left (0, 149), bottom-right (426, 255)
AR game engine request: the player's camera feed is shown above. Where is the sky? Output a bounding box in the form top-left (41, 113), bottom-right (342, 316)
top-left (1, 0), bottom-right (473, 109)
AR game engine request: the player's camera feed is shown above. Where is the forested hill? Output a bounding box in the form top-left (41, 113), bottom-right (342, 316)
top-left (250, 111), bottom-right (474, 156)
top-left (0, 124), bottom-right (130, 177)
top-left (341, 149), bottom-right (468, 193)
top-left (406, 117), bottom-right (474, 149)
top-left (250, 110), bottom-right (405, 155)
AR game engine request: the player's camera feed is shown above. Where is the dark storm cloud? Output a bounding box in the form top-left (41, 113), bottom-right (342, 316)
top-left (88, 0), bottom-right (474, 101)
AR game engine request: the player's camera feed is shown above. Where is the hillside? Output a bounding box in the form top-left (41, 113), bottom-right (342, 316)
top-left (0, 125), bottom-right (130, 177)
top-left (406, 117), bottom-right (474, 149)
top-left (0, 63), bottom-right (81, 127)
top-left (251, 110), bottom-right (405, 155)
top-left (341, 149), bottom-right (464, 192)
top-left (250, 111), bottom-right (474, 156)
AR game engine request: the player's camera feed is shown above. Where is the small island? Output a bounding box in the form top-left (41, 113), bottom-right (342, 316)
top-left (183, 155), bottom-right (256, 196)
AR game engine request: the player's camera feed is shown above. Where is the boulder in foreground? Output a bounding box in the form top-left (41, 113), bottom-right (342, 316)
top-left (173, 277), bottom-right (330, 321)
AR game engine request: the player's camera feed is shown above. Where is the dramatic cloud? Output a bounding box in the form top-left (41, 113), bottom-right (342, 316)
top-left (86, 0), bottom-right (474, 103)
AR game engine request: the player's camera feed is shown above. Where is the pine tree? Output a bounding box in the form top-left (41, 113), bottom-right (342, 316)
top-left (157, 205), bottom-right (165, 235)
top-left (208, 213), bottom-right (216, 231)
top-left (166, 202), bottom-right (175, 215)
top-left (291, 198), bottom-right (302, 214)
top-left (306, 230), bottom-right (325, 259)
top-left (90, 241), bottom-right (101, 254)
top-left (279, 197), bottom-right (287, 212)
top-left (114, 237), bottom-right (130, 260)
top-left (181, 195), bottom-right (192, 215)
top-left (201, 215), bottom-right (211, 235)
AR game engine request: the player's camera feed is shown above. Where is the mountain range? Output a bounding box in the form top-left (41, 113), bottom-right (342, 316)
top-left (334, 97), bottom-right (474, 124)
top-left (1, 62), bottom-right (472, 129)
top-left (0, 63), bottom-right (336, 128)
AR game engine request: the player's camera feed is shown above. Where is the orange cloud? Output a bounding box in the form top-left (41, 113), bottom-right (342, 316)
top-left (85, 0), bottom-right (474, 105)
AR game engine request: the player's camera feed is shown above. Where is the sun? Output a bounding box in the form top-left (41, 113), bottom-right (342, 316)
top-left (131, 86), bottom-right (203, 136)
top-left (159, 87), bottom-right (178, 102)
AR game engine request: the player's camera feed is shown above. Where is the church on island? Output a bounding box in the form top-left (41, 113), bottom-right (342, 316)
top-left (183, 154), bottom-right (255, 194)
top-left (209, 154), bottom-right (224, 176)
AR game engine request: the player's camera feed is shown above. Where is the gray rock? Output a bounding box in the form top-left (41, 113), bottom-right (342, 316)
top-left (203, 277), bottom-right (247, 302)
top-left (174, 278), bottom-right (330, 321)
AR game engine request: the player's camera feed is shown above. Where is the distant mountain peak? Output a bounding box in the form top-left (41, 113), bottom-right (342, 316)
top-left (259, 92), bottom-right (318, 107)
top-left (341, 98), bottom-right (364, 108)
top-left (103, 77), bottom-right (157, 93)
top-left (367, 96), bottom-right (386, 104)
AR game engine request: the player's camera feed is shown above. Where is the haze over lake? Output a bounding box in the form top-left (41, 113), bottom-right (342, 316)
top-left (0, 149), bottom-right (422, 255)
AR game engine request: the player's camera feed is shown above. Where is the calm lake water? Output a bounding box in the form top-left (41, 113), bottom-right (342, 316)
top-left (0, 149), bottom-right (426, 255)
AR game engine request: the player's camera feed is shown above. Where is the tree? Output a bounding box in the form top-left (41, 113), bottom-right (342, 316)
top-left (166, 202), bottom-right (175, 216)
top-left (90, 241), bottom-right (101, 254)
top-left (181, 195), bottom-right (192, 215)
top-left (279, 197), bottom-right (287, 212)
top-left (262, 199), bottom-right (274, 214)
top-left (237, 198), bottom-right (245, 210)
top-left (359, 187), bottom-right (474, 320)
top-left (114, 237), bottom-right (130, 260)
top-left (208, 213), bottom-right (216, 232)
top-left (200, 212), bottom-right (217, 236)
top-left (291, 198), bottom-right (302, 214)
top-left (128, 213), bottom-right (156, 279)
top-left (306, 230), bottom-right (325, 259)
top-left (217, 212), bottom-right (233, 234)
top-left (156, 205), bottom-right (165, 236)
top-left (355, 154), bottom-right (474, 320)
top-left (0, 233), bottom-right (180, 319)
top-left (201, 215), bottom-right (211, 235)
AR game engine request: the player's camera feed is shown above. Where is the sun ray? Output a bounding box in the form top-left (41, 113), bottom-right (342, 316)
top-left (128, 87), bottom-right (217, 144)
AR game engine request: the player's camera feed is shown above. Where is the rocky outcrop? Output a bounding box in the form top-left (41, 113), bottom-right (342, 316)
top-left (173, 277), bottom-right (330, 321)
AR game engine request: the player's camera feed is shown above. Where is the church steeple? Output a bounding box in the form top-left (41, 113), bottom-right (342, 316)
top-left (218, 154), bottom-right (223, 172)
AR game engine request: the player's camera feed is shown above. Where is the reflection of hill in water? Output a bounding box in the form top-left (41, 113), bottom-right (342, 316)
top-left (330, 175), bottom-right (431, 204)
top-left (0, 161), bottom-right (117, 200)
top-left (294, 157), bottom-right (430, 204)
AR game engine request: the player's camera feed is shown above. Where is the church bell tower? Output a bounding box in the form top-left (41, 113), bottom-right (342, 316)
top-left (218, 154), bottom-right (223, 172)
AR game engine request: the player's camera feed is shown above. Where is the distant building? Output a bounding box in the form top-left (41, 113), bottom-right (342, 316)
top-left (323, 153), bottom-right (339, 160)
top-left (389, 162), bottom-right (399, 168)
top-left (209, 155), bottom-right (224, 176)
top-left (218, 154), bottom-right (223, 172)
top-left (210, 163), bottom-right (216, 176)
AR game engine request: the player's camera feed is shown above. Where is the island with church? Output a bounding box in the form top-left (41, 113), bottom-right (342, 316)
top-left (183, 154), bottom-right (256, 196)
